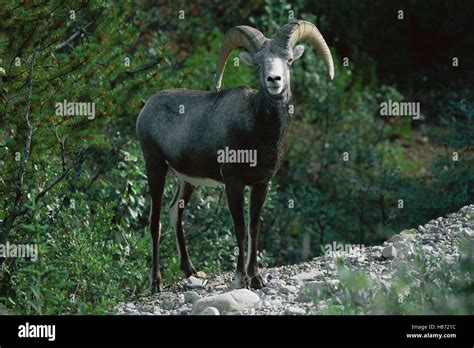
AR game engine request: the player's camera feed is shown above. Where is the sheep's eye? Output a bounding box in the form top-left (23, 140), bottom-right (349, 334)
top-left (287, 58), bottom-right (293, 64)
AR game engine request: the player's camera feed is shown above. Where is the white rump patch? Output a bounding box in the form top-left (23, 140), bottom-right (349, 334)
top-left (174, 170), bottom-right (222, 187)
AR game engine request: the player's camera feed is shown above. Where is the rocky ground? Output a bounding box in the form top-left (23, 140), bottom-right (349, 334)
top-left (115, 205), bottom-right (474, 315)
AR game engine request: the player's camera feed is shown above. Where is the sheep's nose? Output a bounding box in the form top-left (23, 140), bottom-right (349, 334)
top-left (266, 75), bottom-right (282, 83)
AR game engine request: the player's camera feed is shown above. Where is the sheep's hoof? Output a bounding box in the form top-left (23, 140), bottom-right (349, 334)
top-left (249, 274), bottom-right (265, 289)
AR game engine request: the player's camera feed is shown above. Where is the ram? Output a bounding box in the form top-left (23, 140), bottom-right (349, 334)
top-left (137, 20), bottom-right (334, 293)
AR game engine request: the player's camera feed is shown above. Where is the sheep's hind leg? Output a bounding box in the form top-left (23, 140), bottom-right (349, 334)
top-left (145, 157), bottom-right (168, 294)
top-left (169, 179), bottom-right (197, 278)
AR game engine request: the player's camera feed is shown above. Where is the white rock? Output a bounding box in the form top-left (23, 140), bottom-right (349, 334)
top-left (199, 307), bottom-right (220, 315)
top-left (283, 306), bottom-right (306, 315)
top-left (191, 289), bottom-right (260, 315)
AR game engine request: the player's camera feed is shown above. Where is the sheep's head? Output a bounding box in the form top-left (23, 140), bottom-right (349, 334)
top-left (215, 20), bottom-right (335, 96)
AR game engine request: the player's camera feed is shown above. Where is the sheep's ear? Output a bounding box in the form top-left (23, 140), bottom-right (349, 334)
top-left (293, 44), bottom-right (305, 61)
top-left (239, 51), bottom-right (254, 66)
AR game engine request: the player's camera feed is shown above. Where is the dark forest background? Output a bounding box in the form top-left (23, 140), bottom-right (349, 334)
top-left (1, 0), bottom-right (473, 314)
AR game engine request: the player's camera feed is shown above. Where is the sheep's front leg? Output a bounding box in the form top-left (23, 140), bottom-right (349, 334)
top-left (247, 182), bottom-right (268, 289)
top-left (224, 176), bottom-right (249, 288)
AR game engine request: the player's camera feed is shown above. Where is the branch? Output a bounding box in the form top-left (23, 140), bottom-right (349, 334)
top-left (52, 119), bottom-right (66, 172)
top-left (55, 21), bottom-right (92, 50)
top-left (35, 168), bottom-right (71, 203)
top-left (1, 17), bottom-right (52, 242)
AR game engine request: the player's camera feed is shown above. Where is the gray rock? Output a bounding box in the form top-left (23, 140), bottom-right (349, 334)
top-left (269, 299), bottom-right (283, 308)
top-left (382, 245), bottom-right (397, 259)
top-left (140, 304), bottom-right (155, 313)
top-left (262, 287), bottom-right (278, 295)
top-left (199, 307), bottom-right (220, 315)
top-left (380, 280), bottom-right (391, 293)
top-left (291, 269), bottom-right (323, 282)
top-left (449, 224), bottom-right (462, 232)
top-left (461, 229), bottom-right (473, 239)
top-left (388, 234), bottom-right (405, 243)
top-left (179, 308), bottom-right (190, 315)
top-left (124, 302), bottom-right (136, 309)
top-left (186, 276), bottom-right (204, 289)
top-left (266, 278), bottom-right (285, 289)
top-left (162, 300), bottom-right (174, 310)
top-left (184, 291), bottom-right (201, 304)
top-left (423, 245), bottom-right (434, 253)
top-left (353, 291), bottom-right (366, 306)
top-left (426, 224), bottom-right (442, 234)
top-left (279, 285), bottom-right (297, 294)
top-left (191, 289), bottom-right (260, 315)
top-left (393, 241), bottom-right (414, 257)
top-left (306, 281), bottom-right (325, 292)
top-left (296, 280), bottom-right (332, 302)
top-left (418, 225), bottom-right (427, 233)
top-left (326, 279), bottom-right (340, 288)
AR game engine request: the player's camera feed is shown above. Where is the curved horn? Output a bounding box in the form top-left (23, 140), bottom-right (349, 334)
top-left (275, 20), bottom-right (334, 80)
top-left (215, 26), bottom-right (266, 91)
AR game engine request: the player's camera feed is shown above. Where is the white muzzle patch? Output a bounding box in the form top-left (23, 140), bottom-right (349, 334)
top-left (265, 57), bottom-right (285, 95)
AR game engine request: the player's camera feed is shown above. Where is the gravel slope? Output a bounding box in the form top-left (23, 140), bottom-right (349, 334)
top-left (115, 205), bottom-right (474, 315)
